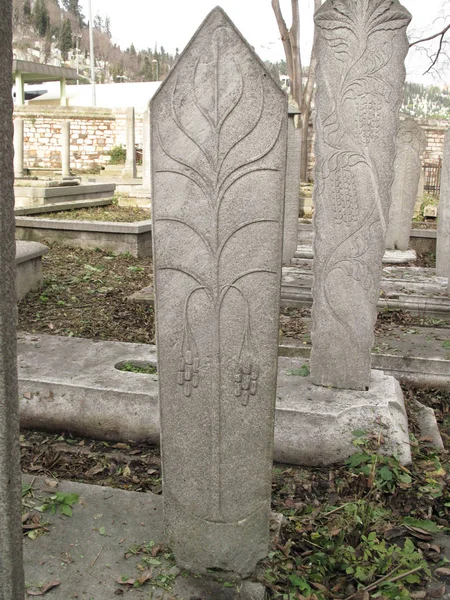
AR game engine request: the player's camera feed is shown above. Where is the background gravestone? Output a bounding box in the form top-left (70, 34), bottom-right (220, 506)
top-left (437, 129), bottom-right (450, 279)
top-left (0, 0), bottom-right (25, 596)
top-left (310, 0), bottom-right (411, 391)
top-left (386, 119), bottom-right (427, 251)
top-left (151, 7), bottom-right (287, 576)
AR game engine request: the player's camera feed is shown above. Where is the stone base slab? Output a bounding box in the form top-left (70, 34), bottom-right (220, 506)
top-left (275, 363), bottom-right (411, 465)
top-left (23, 476), bottom-right (266, 599)
top-left (18, 334), bottom-right (411, 467)
top-left (15, 241), bottom-right (48, 300)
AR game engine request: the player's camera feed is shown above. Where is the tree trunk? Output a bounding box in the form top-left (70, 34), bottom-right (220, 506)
top-left (272, 0), bottom-right (322, 182)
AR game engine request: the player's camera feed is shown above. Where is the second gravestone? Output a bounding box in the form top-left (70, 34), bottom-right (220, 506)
top-left (386, 119), bottom-right (426, 251)
top-left (151, 8), bottom-right (287, 576)
top-left (310, 0), bottom-right (412, 391)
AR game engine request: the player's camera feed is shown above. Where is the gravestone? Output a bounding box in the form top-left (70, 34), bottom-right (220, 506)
top-left (141, 104), bottom-right (152, 193)
top-left (386, 119), bottom-right (426, 251)
top-left (282, 102), bottom-right (302, 266)
top-left (0, 0), bottom-right (25, 596)
top-left (437, 130), bottom-right (450, 278)
top-left (61, 120), bottom-right (71, 178)
top-left (151, 7), bottom-right (287, 576)
top-left (122, 107), bottom-right (137, 179)
top-left (310, 0), bottom-right (411, 391)
top-left (13, 117), bottom-right (24, 179)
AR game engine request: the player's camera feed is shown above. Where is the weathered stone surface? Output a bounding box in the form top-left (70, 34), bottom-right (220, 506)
top-left (142, 105), bottom-right (152, 192)
top-left (13, 117), bottom-right (24, 178)
top-left (282, 103), bottom-right (302, 265)
top-left (310, 0), bottom-right (411, 390)
top-left (386, 119), bottom-right (426, 251)
top-left (61, 120), bottom-right (70, 177)
top-left (0, 0), bottom-right (25, 596)
top-left (437, 129), bottom-right (450, 279)
top-left (151, 7), bottom-right (287, 576)
top-left (122, 106), bottom-right (137, 179)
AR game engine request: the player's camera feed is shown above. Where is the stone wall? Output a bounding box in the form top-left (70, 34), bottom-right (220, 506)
top-left (305, 117), bottom-right (449, 182)
top-left (13, 106), bottom-right (144, 173)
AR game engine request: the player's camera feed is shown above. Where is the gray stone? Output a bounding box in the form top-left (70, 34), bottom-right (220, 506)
top-left (15, 240), bottom-right (49, 300)
top-left (275, 364), bottom-right (411, 466)
top-left (122, 106), bottom-right (137, 179)
top-left (141, 104), bottom-right (152, 193)
top-left (23, 476), bottom-right (268, 599)
top-left (15, 334), bottom-right (450, 459)
top-left (0, 0), bottom-right (25, 595)
top-left (282, 103), bottom-right (302, 265)
top-left (151, 7), bottom-right (287, 576)
top-left (15, 215), bottom-right (152, 258)
top-left (61, 120), bottom-right (70, 178)
top-left (13, 116), bottom-right (24, 178)
top-left (386, 119), bottom-right (426, 251)
top-left (310, 0), bottom-right (411, 390)
top-left (437, 130), bottom-right (450, 279)
top-left (14, 182), bottom-right (116, 209)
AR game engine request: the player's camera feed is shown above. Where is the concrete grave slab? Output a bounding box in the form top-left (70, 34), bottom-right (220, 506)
top-left (22, 475), bottom-right (269, 599)
top-left (15, 240), bottom-right (49, 300)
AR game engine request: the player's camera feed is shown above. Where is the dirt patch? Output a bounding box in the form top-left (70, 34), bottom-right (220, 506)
top-left (18, 242), bottom-right (155, 344)
top-left (32, 205), bottom-right (151, 222)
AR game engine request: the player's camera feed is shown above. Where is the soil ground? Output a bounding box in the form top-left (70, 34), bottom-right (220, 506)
top-left (33, 204), bottom-right (151, 222)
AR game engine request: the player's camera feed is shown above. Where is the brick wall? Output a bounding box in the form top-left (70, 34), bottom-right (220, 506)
top-left (13, 106), bottom-right (144, 173)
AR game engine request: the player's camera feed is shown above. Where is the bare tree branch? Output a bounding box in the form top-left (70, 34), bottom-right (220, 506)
top-left (409, 23), bottom-right (450, 47)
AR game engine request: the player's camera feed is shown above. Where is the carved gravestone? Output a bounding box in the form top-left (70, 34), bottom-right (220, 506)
top-left (0, 0), bottom-right (25, 596)
top-left (437, 130), bottom-right (450, 280)
top-left (310, 0), bottom-right (411, 391)
top-left (151, 7), bottom-right (287, 576)
top-left (386, 119), bottom-right (426, 251)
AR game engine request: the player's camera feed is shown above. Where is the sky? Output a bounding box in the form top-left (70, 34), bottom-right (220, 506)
top-left (78, 0), bottom-right (450, 86)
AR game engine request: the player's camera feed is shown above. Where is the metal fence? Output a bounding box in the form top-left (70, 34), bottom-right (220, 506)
top-left (424, 157), bottom-right (442, 197)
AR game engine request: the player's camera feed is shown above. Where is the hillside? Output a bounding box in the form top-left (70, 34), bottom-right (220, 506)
top-left (12, 0), bottom-right (178, 84)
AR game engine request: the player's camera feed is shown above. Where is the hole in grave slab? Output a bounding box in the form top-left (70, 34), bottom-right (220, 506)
top-left (114, 360), bottom-right (157, 375)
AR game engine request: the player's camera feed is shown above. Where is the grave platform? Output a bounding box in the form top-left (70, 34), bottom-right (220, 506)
top-left (14, 181), bottom-right (116, 209)
top-left (17, 333), bottom-right (424, 465)
top-left (15, 240), bottom-right (48, 300)
top-left (23, 476), bottom-right (266, 599)
top-left (282, 266), bottom-right (450, 319)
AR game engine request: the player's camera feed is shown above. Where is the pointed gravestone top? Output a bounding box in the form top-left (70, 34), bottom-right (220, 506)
top-left (151, 7), bottom-right (287, 576)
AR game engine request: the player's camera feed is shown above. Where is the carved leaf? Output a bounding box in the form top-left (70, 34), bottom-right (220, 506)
top-left (316, 0), bottom-right (411, 40)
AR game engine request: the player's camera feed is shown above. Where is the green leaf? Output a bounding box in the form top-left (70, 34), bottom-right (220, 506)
top-left (402, 517), bottom-right (441, 532)
top-left (288, 574), bottom-right (310, 591)
top-left (144, 558), bottom-right (161, 566)
top-left (60, 504), bottom-right (73, 517)
top-left (99, 526), bottom-right (106, 536)
top-left (379, 466), bottom-right (393, 481)
top-left (352, 430), bottom-right (367, 438)
top-left (287, 365), bottom-right (310, 377)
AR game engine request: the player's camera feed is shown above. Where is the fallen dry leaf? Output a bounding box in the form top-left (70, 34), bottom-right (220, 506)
top-left (428, 583), bottom-right (446, 598)
top-left (27, 581), bottom-right (61, 596)
top-left (435, 567), bottom-right (450, 578)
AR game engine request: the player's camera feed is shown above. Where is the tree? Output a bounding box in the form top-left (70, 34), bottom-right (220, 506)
top-left (271, 0), bottom-right (322, 181)
top-left (59, 17), bottom-right (72, 60)
top-left (33, 0), bottom-right (50, 37)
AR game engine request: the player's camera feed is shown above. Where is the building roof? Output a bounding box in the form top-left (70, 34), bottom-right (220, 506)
top-left (13, 60), bottom-right (79, 82)
top-left (29, 81), bottom-right (162, 109)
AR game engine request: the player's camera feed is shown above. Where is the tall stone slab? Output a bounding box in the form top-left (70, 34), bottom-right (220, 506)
top-left (61, 120), bottom-right (71, 178)
top-left (13, 117), bottom-right (24, 179)
top-left (386, 119), bottom-right (426, 251)
top-left (0, 0), bottom-right (25, 597)
top-left (282, 103), bottom-right (302, 266)
top-left (310, 0), bottom-right (411, 391)
top-left (122, 107), bottom-right (137, 179)
top-left (437, 130), bottom-right (450, 278)
top-left (151, 7), bottom-right (287, 576)
top-left (142, 105), bottom-right (152, 193)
